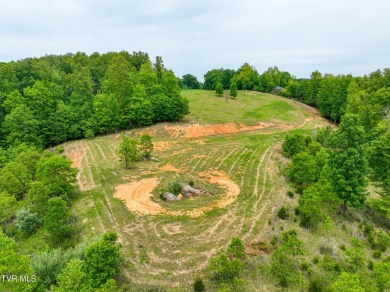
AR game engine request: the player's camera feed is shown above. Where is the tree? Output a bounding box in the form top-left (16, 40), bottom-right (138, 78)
top-left (140, 134), bottom-right (153, 158)
top-left (36, 152), bottom-right (77, 200)
top-left (15, 207), bottom-right (41, 235)
top-left (328, 114), bottom-right (368, 214)
top-left (0, 230), bottom-right (37, 291)
top-left (215, 82), bottom-right (223, 96)
top-left (230, 82), bottom-right (238, 98)
top-left (282, 133), bottom-right (311, 158)
top-left (227, 237), bottom-right (246, 260)
top-left (2, 90), bottom-right (26, 113)
top-left (117, 134), bottom-right (138, 169)
top-left (208, 253), bottom-right (243, 283)
top-left (299, 185), bottom-right (323, 228)
top-left (288, 152), bottom-right (317, 192)
top-left (2, 105), bottom-right (42, 146)
top-left (45, 197), bottom-right (72, 243)
top-left (84, 232), bottom-right (121, 288)
top-left (0, 161), bottom-right (32, 199)
top-left (53, 259), bottom-right (88, 292)
top-left (182, 74), bottom-right (200, 89)
top-left (231, 63), bottom-right (258, 90)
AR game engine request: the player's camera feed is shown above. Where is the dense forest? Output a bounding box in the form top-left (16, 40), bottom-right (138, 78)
top-left (0, 51), bottom-right (189, 291)
top-left (0, 51), bottom-right (389, 291)
top-left (0, 51), bottom-right (189, 148)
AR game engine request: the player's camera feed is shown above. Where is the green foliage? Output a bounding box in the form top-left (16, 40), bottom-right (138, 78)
top-left (229, 82), bottom-right (238, 98)
top-left (374, 261), bottom-right (390, 291)
top-left (282, 133), bottom-right (311, 158)
top-left (231, 63), bottom-right (258, 90)
top-left (277, 206), bottom-right (289, 220)
top-left (215, 82), bottom-right (224, 96)
top-left (84, 232), bottom-right (121, 288)
top-left (45, 197), bottom-right (72, 243)
top-left (288, 152), bottom-right (317, 192)
top-left (227, 237), bottom-right (246, 260)
top-left (117, 134), bottom-right (138, 169)
top-left (209, 253), bottom-right (243, 283)
top-left (53, 259), bottom-right (88, 292)
top-left (328, 114), bottom-right (368, 213)
top-left (31, 241), bottom-right (88, 289)
top-left (332, 272), bottom-right (365, 292)
top-left (0, 230), bottom-right (37, 291)
top-left (345, 237), bottom-right (366, 272)
top-left (140, 133), bottom-right (153, 158)
top-left (85, 128), bottom-right (95, 139)
top-left (0, 161), bottom-right (32, 199)
top-left (182, 74), bottom-right (200, 89)
top-left (169, 180), bottom-right (182, 196)
top-left (299, 186), bottom-right (323, 228)
top-left (15, 207), bottom-right (41, 235)
top-left (193, 276), bottom-right (206, 292)
top-left (270, 230), bottom-right (305, 287)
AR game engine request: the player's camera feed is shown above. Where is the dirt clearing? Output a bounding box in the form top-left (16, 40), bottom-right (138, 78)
top-left (114, 170), bottom-right (240, 217)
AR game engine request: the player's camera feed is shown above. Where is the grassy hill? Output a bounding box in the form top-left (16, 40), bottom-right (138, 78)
top-left (66, 90), bottom-right (335, 290)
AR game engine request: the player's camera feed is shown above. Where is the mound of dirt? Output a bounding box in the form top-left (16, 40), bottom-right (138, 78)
top-left (114, 170), bottom-right (240, 217)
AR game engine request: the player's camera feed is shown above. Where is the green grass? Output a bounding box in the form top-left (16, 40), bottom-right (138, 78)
top-left (66, 90), bottom-right (332, 290)
top-left (182, 90), bottom-right (304, 125)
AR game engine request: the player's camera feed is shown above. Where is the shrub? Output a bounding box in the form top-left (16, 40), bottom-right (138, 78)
top-left (15, 207), bottom-right (41, 235)
top-left (169, 180), bottom-right (182, 196)
top-left (373, 249), bottom-right (382, 259)
top-left (277, 206), bottom-right (289, 220)
top-left (85, 129), bottom-right (94, 139)
top-left (159, 193), bottom-right (167, 201)
top-left (193, 277), bottom-right (205, 292)
top-left (227, 237), bottom-right (246, 260)
top-left (56, 146), bottom-right (65, 153)
top-left (313, 256), bottom-right (320, 265)
top-left (287, 190), bottom-right (294, 198)
top-left (209, 253), bottom-right (243, 283)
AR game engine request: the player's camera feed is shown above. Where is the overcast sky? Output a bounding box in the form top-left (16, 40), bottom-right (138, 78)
top-left (1, 0), bottom-right (389, 81)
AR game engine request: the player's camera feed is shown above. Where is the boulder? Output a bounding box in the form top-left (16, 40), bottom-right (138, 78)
top-left (163, 192), bottom-right (178, 202)
top-left (182, 184), bottom-right (201, 197)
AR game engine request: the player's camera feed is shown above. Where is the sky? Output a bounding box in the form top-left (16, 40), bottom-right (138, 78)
top-left (1, 0), bottom-right (389, 81)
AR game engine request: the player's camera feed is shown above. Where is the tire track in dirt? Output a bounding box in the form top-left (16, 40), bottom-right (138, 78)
top-left (243, 145), bottom-right (277, 240)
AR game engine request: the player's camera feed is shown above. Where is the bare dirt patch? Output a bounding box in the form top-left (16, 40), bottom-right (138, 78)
top-left (159, 163), bottom-right (182, 173)
top-left (164, 122), bottom-right (275, 138)
top-left (114, 170), bottom-right (240, 217)
top-left (66, 142), bottom-right (88, 170)
top-left (114, 178), bottom-right (164, 215)
top-left (153, 141), bottom-right (178, 152)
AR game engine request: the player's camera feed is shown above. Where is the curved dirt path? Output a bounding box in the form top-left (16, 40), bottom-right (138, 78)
top-left (114, 170), bottom-right (240, 217)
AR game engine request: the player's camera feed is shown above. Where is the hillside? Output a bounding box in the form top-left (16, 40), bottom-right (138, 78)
top-left (65, 90), bottom-right (332, 290)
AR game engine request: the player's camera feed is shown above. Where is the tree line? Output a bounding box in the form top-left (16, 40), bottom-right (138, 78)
top-left (0, 51), bottom-right (189, 148)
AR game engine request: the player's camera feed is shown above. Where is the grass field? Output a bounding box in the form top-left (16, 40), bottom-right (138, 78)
top-left (65, 90), bottom-right (331, 290)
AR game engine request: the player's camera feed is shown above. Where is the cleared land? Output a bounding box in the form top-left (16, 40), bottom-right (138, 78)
top-left (67, 90), bottom-right (330, 289)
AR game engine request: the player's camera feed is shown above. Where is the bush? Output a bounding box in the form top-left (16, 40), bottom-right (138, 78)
top-left (159, 193), bottom-right (167, 201)
top-left (193, 277), bottom-right (205, 292)
top-left (227, 237), bottom-right (246, 260)
top-left (373, 249), bottom-right (382, 259)
top-left (209, 253), bottom-right (243, 283)
top-left (84, 129), bottom-right (94, 139)
top-left (287, 190), bottom-right (294, 198)
top-left (169, 180), bottom-right (182, 196)
top-left (277, 206), bottom-right (289, 220)
top-left (15, 207), bottom-right (41, 235)
top-left (56, 146), bottom-right (65, 153)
